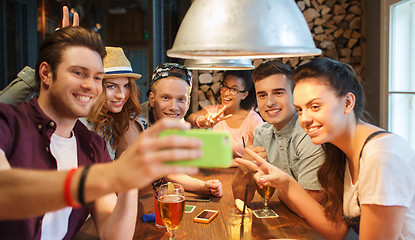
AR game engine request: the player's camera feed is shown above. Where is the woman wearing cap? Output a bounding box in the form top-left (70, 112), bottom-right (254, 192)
top-left (187, 70), bottom-right (263, 166)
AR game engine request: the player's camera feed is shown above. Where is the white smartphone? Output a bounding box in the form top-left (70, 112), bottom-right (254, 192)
top-left (193, 209), bottom-right (219, 223)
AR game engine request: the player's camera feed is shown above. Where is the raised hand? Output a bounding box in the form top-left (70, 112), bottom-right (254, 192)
top-left (196, 106), bottom-right (232, 128)
top-left (55, 6), bottom-right (80, 31)
top-left (238, 146), bottom-right (266, 174)
top-left (237, 148), bottom-right (291, 190)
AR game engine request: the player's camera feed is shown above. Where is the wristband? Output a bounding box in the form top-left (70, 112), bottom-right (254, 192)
top-left (78, 165), bottom-right (91, 205)
top-left (64, 168), bottom-right (81, 209)
top-left (195, 115), bottom-right (204, 128)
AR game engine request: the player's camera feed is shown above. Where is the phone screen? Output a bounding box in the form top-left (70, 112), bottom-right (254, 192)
top-left (160, 129), bottom-right (232, 168)
top-left (186, 195), bottom-right (211, 202)
top-left (197, 211), bottom-right (216, 219)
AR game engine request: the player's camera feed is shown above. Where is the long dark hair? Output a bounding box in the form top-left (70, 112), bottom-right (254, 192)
top-left (292, 57), bottom-right (364, 222)
top-left (88, 78), bottom-right (141, 149)
top-left (222, 70), bottom-right (256, 110)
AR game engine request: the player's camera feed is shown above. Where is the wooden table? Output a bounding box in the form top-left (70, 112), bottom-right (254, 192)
top-left (75, 168), bottom-right (324, 240)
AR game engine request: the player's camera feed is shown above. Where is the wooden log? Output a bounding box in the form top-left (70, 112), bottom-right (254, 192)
top-left (289, 57), bottom-right (300, 67)
top-left (311, 0), bottom-right (321, 11)
top-left (315, 34), bottom-right (328, 41)
top-left (347, 38), bottom-right (358, 48)
top-left (303, 8), bottom-right (320, 23)
top-left (198, 90), bottom-right (207, 101)
top-left (212, 72), bottom-right (223, 83)
top-left (352, 30), bottom-right (362, 38)
top-left (343, 29), bottom-right (353, 38)
top-left (211, 82), bottom-right (221, 95)
top-left (340, 48), bottom-right (352, 57)
top-left (297, 1), bottom-right (306, 11)
top-left (341, 3), bottom-right (350, 10)
top-left (324, 28), bottom-right (336, 35)
top-left (333, 5), bottom-right (346, 15)
top-left (199, 73), bottom-right (213, 84)
top-left (321, 6), bottom-right (331, 16)
top-left (325, 48), bottom-right (339, 60)
top-left (200, 84), bottom-right (210, 92)
top-left (334, 29), bottom-right (344, 38)
top-left (315, 17), bottom-right (328, 25)
top-left (333, 15), bottom-right (346, 25)
top-left (352, 46), bottom-right (361, 57)
top-left (349, 17), bottom-right (361, 29)
top-left (320, 39), bottom-right (336, 50)
top-left (314, 25), bottom-right (324, 34)
top-left (345, 14), bottom-right (356, 22)
top-left (308, 22), bottom-right (315, 30)
top-left (325, 0), bottom-right (336, 7)
top-left (206, 89), bottom-right (217, 105)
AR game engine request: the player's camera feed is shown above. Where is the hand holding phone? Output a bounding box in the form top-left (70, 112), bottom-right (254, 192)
top-left (193, 209), bottom-right (219, 223)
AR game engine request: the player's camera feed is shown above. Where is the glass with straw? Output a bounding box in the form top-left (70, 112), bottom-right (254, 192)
top-left (228, 184), bottom-right (252, 240)
top-left (152, 182), bottom-right (165, 228)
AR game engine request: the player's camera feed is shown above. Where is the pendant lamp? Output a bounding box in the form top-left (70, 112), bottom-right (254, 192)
top-left (167, 0), bottom-right (321, 59)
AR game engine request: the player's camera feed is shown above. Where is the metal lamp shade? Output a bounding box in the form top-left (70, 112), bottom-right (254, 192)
top-left (184, 58), bottom-right (254, 70)
top-left (167, 0), bottom-right (321, 59)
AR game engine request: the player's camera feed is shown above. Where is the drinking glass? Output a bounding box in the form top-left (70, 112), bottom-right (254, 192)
top-left (228, 207), bottom-right (252, 240)
top-left (253, 184), bottom-right (276, 217)
top-left (153, 192), bottom-right (165, 228)
top-left (158, 183), bottom-right (185, 240)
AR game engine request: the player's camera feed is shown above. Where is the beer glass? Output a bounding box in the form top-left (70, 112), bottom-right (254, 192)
top-left (158, 183), bottom-right (185, 240)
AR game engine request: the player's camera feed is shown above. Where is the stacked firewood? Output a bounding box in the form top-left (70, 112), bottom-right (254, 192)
top-left (194, 0), bottom-right (364, 109)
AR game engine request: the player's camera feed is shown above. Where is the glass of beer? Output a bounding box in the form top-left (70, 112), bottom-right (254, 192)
top-left (158, 183), bottom-right (185, 240)
top-left (253, 184), bottom-right (276, 217)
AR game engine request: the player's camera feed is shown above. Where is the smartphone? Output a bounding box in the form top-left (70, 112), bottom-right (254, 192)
top-left (193, 209), bottom-right (219, 223)
top-left (186, 195), bottom-right (211, 202)
top-left (159, 129), bottom-right (232, 168)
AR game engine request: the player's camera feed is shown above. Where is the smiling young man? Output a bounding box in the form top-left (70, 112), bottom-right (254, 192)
top-left (232, 60), bottom-right (325, 217)
top-left (0, 27), bottom-right (203, 239)
top-left (140, 63), bottom-right (223, 197)
top-left (140, 63), bottom-right (192, 124)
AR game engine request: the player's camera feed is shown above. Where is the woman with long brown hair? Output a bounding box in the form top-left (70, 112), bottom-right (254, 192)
top-left (237, 58), bottom-right (415, 239)
top-left (82, 46), bottom-right (146, 239)
top-left (86, 47), bottom-right (147, 159)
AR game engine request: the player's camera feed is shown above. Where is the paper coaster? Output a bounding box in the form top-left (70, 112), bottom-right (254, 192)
top-left (253, 209), bottom-right (279, 218)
